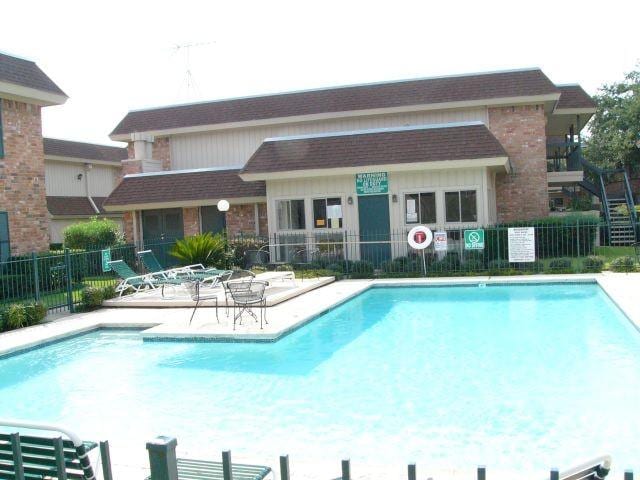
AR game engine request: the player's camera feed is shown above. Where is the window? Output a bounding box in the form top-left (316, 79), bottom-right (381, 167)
top-left (313, 197), bottom-right (343, 229)
top-left (445, 190), bottom-right (477, 223)
top-left (276, 199), bottom-right (305, 230)
top-left (405, 192), bottom-right (436, 224)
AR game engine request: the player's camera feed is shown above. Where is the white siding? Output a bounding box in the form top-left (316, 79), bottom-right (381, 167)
top-left (45, 161), bottom-right (119, 197)
top-left (266, 166), bottom-right (490, 259)
top-left (87, 165), bottom-right (119, 196)
top-left (45, 162), bottom-right (86, 196)
top-left (171, 107), bottom-right (488, 170)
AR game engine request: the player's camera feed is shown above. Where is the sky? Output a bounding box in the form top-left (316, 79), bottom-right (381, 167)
top-left (1, 0), bottom-right (638, 147)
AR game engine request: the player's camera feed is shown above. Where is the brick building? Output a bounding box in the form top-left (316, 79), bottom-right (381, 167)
top-left (0, 52), bottom-right (67, 256)
top-left (101, 68), bottom-right (596, 259)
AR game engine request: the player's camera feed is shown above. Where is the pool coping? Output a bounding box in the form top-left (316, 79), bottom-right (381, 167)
top-left (1, 272), bottom-right (639, 357)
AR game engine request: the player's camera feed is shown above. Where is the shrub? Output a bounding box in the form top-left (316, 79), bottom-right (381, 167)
top-left (429, 252), bottom-right (461, 274)
top-left (463, 251), bottom-right (486, 272)
top-left (545, 258), bottom-right (574, 274)
top-left (170, 233), bottom-right (229, 268)
top-left (80, 286), bottom-right (104, 311)
top-left (229, 237), bottom-right (268, 268)
top-left (610, 256), bottom-right (636, 273)
top-left (3, 304), bottom-right (27, 330)
top-left (63, 217), bottom-right (123, 250)
top-left (347, 260), bottom-right (375, 278)
top-left (582, 256), bottom-right (604, 273)
top-left (382, 256), bottom-right (420, 274)
top-left (100, 285), bottom-right (117, 300)
top-left (24, 302), bottom-right (46, 326)
top-left (484, 215), bottom-right (599, 260)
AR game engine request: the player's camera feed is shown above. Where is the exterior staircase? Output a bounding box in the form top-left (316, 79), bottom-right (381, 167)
top-left (606, 198), bottom-right (637, 246)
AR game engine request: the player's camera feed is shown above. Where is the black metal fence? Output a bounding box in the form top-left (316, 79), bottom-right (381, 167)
top-left (0, 218), bottom-right (638, 316)
top-left (0, 238), bottom-right (176, 314)
top-left (234, 218), bottom-right (638, 278)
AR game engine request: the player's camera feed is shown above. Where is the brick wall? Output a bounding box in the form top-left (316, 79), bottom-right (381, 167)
top-left (488, 105), bottom-right (549, 222)
top-left (183, 207), bottom-right (200, 237)
top-left (0, 99), bottom-right (50, 254)
top-left (152, 137), bottom-right (171, 171)
top-left (226, 204), bottom-right (257, 237)
top-left (257, 202), bottom-right (268, 237)
top-left (122, 211), bottom-right (135, 243)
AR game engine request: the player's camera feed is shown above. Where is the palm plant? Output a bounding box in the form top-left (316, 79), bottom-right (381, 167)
top-left (170, 233), bottom-right (229, 268)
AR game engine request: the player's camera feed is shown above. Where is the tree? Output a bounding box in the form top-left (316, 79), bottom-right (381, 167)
top-left (585, 68), bottom-right (640, 174)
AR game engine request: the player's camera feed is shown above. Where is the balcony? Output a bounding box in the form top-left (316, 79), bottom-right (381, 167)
top-left (547, 141), bottom-right (584, 186)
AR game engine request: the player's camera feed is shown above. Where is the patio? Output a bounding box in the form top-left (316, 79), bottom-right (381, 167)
top-left (103, 272), bottom-right (334, 308)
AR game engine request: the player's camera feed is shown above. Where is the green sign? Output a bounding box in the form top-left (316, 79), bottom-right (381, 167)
top-left (464, 229), bottom-right (485, 250)
top-left (101, 248), bottom-right (112, 272)
top-left (356, 172), bottom-right (388, 195)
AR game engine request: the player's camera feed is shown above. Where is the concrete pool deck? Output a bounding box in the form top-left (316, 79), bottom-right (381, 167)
top-left (1, 272), bottom-right (640, 357)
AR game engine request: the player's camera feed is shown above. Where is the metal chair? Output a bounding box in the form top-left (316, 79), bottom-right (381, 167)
top-left (227, 280), bottom-right (268, 330)
top-left (184, 280), bottom-right (219, 325)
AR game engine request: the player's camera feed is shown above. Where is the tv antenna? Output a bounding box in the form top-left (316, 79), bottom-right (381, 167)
top-left (171, 41), bottom-right (215, 98)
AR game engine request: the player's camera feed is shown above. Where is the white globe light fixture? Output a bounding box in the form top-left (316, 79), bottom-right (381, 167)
top-left (217, 199), bottom-right (230, 212)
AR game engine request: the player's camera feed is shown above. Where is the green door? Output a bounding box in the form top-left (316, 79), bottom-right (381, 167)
top-left (201, 206), bottom-right (226, 235)
top-left (142, 208), bottom-right (184, 241)
top-left (358, 194), bottom-right (391, 265)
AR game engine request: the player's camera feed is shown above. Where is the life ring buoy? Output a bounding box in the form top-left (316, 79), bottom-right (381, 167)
top-left (407, 226), bottom-right (433, 250)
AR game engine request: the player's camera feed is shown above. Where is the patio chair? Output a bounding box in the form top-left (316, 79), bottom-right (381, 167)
top-left (184, 280), bottom-right (220, 325)
top-left (0, 419), bottom-right (113, 480)
top-left (221, 270), bottom-right (256, 313)
top-left (108, 259), bottom-right (183, 297)
top-left (227, 280), bottom-right (268, 330)
top-left (556, 455), bottom-right (611, 480)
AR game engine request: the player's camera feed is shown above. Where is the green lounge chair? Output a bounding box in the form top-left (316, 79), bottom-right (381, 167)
top-left (108, 259), bottom-right (183, 297)
top-left (137, 249), bottom-right (231, 285)
top-left (0, 419), bottom-right (113, 480)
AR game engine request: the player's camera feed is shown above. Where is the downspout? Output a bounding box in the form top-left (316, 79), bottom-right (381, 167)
top-left (84, 163), bottom-right (100, 214)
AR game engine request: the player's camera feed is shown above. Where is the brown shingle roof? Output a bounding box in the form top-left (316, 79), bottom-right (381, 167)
top-left (0, 52), bottom-right (66, 96)
top-left (43, 138), bottom-right (128, 163)
top-left (103, 169), bottom-right (266, 208)
top-left (47, 196), bottom-right (97, 216)
top-left (556, 85), bottom-right (596, 110)
top-left (111, 69), bottom-right (559, 136)
top-left (241, 123), bottom-right (507, 176)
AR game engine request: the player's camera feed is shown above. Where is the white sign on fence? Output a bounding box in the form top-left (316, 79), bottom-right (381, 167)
top-left (508, 227), bottom-right (536, 262)
top-left (434, 231), bottom-right (448, 251)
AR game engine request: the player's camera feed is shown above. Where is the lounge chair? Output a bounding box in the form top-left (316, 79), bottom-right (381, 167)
top-left (147, 436), bottom-right (272, 480)
top-left (0, 419), bottom-right (113, 480)
top-left (555, 455), bottom-right (611, 480)
top-left (137, 249), bottom-right (231, 285)
top-left (108, 259), bottom-right (184, 297)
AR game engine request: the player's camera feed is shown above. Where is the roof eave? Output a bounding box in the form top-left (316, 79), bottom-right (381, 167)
top-left (45, 155), bottom-right (124, 166)
top-left (0, 80), bottom-right (67, 106)
top-left (109, 93), bottom-right (561, 140)
top-left (103, 196), bottom-right (267, 212)
top-left (240, 156), bottom-right (510, 181)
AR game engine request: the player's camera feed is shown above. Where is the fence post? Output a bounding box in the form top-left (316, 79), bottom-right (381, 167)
top-left (279, 455), bottom-right (290, 480)
top-left (222, 450), bottom-right (232, 480)
top-left (31, 252), bottom-right (40, 302)
top-left (407, 463), bottom-right (417, 480)
top-left (550, 468), bottom-right (559, 480)
top-left (341, 459), bottom-right (351, 480)
top-left (146, 436), bottom-right (178, 480)
top-left (624, 471), bottom-right (634, 480)
top-left (477, 466), bottom-right (486, 480)
top-left (576, 219), bottom-right (581, 257)
top-left (64, 248), bottom-right (74, 313)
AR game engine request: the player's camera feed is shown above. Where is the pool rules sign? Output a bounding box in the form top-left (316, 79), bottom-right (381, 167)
top-left (508, 227), bottom-right (536, 262)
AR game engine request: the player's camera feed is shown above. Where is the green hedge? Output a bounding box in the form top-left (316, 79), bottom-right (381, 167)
top-left (63, 217), bottom-right (123, 250)
top-left (484, 215), bottom-right (599, 261)
top-left (0, 301), bottom-right (47, 332)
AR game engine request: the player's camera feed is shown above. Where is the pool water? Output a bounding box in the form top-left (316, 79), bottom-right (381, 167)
top-left (1, 283), bottom-right (639, 476)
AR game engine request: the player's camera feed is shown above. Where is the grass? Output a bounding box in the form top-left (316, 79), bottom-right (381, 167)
top-left (594, 246), bottom-right (637, 262)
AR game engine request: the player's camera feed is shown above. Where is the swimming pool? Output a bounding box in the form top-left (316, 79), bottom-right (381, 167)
top-left (1, 283), bottom-right (639, 477)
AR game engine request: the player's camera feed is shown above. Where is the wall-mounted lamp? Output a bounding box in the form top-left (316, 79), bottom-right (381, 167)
top-left (347, 196), bottom-right (353, 205)
top-left (217, 199), bottom-right (230, 212)
top-left (76, 173), bottom-right (83, 180)
top-left (392, 194), bottom-right (398, 203)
